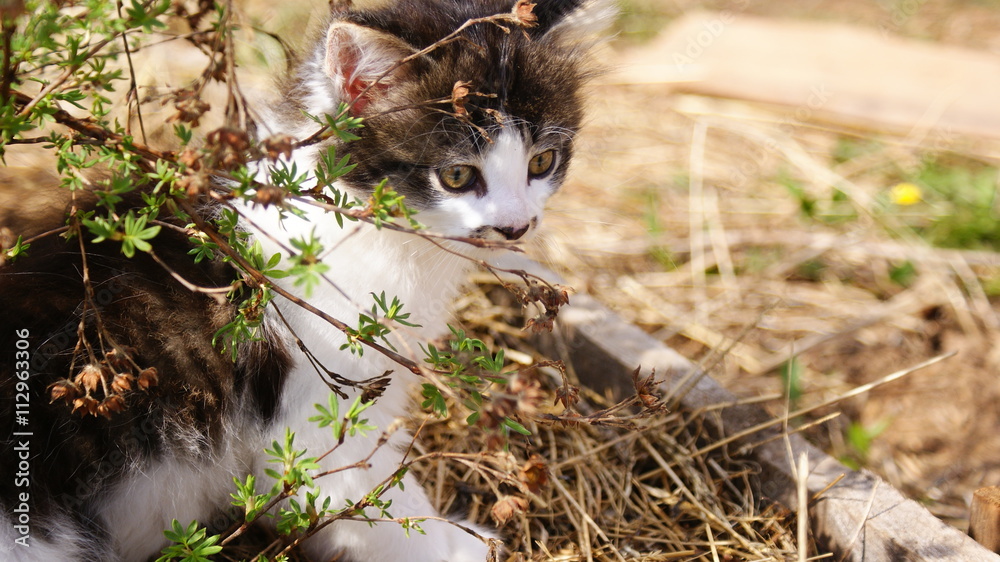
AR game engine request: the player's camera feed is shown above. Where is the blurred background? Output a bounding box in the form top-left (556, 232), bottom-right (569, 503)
top-left (545, 0), bottom-right (1000, 529)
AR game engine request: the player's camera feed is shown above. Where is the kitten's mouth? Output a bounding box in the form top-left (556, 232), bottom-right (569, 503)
top-left (472, 218), bottom-right (537, 242)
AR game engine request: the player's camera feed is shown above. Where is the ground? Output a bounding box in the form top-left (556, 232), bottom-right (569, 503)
top-left (533, 0), bottom-right (1000, 530)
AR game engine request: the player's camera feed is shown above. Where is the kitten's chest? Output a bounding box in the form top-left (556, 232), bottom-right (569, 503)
top-left (248, 202), bottom-right (471, 325)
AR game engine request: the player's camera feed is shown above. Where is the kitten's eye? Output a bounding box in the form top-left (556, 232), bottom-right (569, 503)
top-left (438, 165), bottom-right (478, 191)
top-left (528, 150), bottom-right (556, 178)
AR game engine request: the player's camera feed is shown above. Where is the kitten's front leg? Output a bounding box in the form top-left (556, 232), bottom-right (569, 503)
top-left (274, 425), bottom-right (493, 562)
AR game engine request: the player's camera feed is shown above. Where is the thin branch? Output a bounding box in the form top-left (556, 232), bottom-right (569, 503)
top-left (116, 0), bottom-right (147, 143)
top-left (289, 194), bottom-right (522, 250)
top-left (16, 31), bottom-right (120, 119)
top-left (147, 248), bottom-right (238, 300)
top-left (21, 224), bottom-right (71, 245)
top-left (692, 352), bottom-right (956, 458)
top-left (0, 13), bottom-right (16, 106)
top-left (10, 89), bottom-right (170, 163)
top-left (175, 196), bottom-right (428, 375)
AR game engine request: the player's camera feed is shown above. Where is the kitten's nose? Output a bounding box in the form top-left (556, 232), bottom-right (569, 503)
top-left (494, 224), bottom-right (530, 241)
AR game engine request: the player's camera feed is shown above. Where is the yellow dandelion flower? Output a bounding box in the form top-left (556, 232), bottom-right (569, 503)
top-left (891, 182), bottom-right (922, 206)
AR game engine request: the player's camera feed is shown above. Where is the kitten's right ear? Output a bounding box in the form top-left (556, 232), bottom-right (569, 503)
top-left (324, 22), bottom-right (416, 114)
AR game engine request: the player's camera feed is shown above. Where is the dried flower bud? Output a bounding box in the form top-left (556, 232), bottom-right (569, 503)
top-left (554, 383), bottom-right (580, 410)
top-left (111, 373), bottom-right (135, 394)
top-left (105, 346), bottom-right (136, 372)
top-left (639, 391), bottom-right (661, 410)
top-left (362, 377), bottom-right (391, 404)
top-left (48, 380), bottom-right (81, 404)
top-left (208, 127), bottom-right (250, 152)
top-left (137, 367), bottom-right (159, 391)
top-left (490, 495), bottom-right (529, 525)
top-left (95, 402), bottom-right (111, 419)
top-left (178, 147), bottom-right (202, 171)
top-left (74, 364), bottom-right (104, 393)
top-left (451, 81), bottom-right (472, 117)
top-left (206, 127), bottom-right (251, 170)
top-left (176, 170), bottom-right (210, 197)
top-left (72, 396), bottom-right (99, 417)
top-left (519, 454), bottom-right (549, 495)
top-left (103, 394), bottom-right (126, 414)
top-left (512, 0), bottom-right (538, 28)
top-left (524, 314), bottom-right (554, 333)
top-left (167, 90), bottom-right (211, 127)
top-left (631, 367), bottom-right (664, 411)
top-left (262, 134), bottom-right (295, 162)
top-left (253, 184), bottom-right (285, 208)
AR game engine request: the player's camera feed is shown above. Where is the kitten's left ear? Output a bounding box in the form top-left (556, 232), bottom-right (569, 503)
top-left (324, 21), bottom-right (417, 113)
top-left (537, 0), bottom-right (617, 47)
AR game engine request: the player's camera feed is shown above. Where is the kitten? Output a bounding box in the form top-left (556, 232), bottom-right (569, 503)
top-left (0, 0), bottom-right (612, 560)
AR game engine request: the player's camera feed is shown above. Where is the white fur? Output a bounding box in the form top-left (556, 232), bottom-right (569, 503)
top-left (0, 513), bottom-right (101, 561)
top-left (225, 88), bottom-right (564, 562)
top-left (235, 164), bottom-right (496, 560)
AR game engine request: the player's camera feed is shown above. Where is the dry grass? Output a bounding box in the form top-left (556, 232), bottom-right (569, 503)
top-left (409, 283), bottom-right (809, 561)
top-left (526, 1), bottom-right (1000, 529)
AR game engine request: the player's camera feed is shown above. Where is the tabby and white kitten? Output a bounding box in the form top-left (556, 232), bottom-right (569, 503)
top-left (0, 0), bottom-right (611, 560)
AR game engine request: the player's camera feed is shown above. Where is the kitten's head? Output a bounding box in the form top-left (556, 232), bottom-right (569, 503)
top-left (300, 0), bottom-right (613, 242)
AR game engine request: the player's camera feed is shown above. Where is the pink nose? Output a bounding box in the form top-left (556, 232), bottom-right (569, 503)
top-left (494, 225), bottom-right (529, 241)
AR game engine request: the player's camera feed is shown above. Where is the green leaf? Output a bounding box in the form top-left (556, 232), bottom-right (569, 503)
top-left (502, 417), bottom-right (531, 436)
top-left (2, 235), bottom-right (30, 262)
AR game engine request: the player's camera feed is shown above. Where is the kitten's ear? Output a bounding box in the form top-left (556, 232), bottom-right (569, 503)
top-left (324, 22), bottom-right (416, 113)
top-left (538, 0), bottom-right (617, 47)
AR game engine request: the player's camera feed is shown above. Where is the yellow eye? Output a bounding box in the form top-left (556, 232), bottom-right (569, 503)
top-left (439, 165), bottom-right (477, 191)
top-left (528, 150), bottom-right (555, 177)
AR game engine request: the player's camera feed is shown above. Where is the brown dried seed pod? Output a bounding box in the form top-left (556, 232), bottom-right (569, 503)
top-left (262, 134), bottom-right (295, 162)
top-left (47, 380), bottom-right (81, 404)
top-left (178, 147), bottom-right (202, 170)
top-left (518, 454), bottom-right (550, 495)
top-left (105, 346), bottom-right (136, 372)
top-left (74, 364), bottom-right (104, 393)
top-left (137, 367), bottom-right (159, 391)
top-left (72, 396), bottom-right (99, 417)
top-left (111, 373), bottom-right (135, 394)
top-left (253, 184), bottom-right (285, 207)
top-left (95, 402), bottom-right (112, 420)
top-left (512, 0), bottom-right (538, 28)
top-left (490, 495), bottom-right (529, 525)
top-left (103, 394), bottom-right (126, 414)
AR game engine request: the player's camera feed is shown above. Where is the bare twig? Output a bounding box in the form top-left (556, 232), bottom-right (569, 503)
top-left (693, 352), bottom-right (956, 457)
